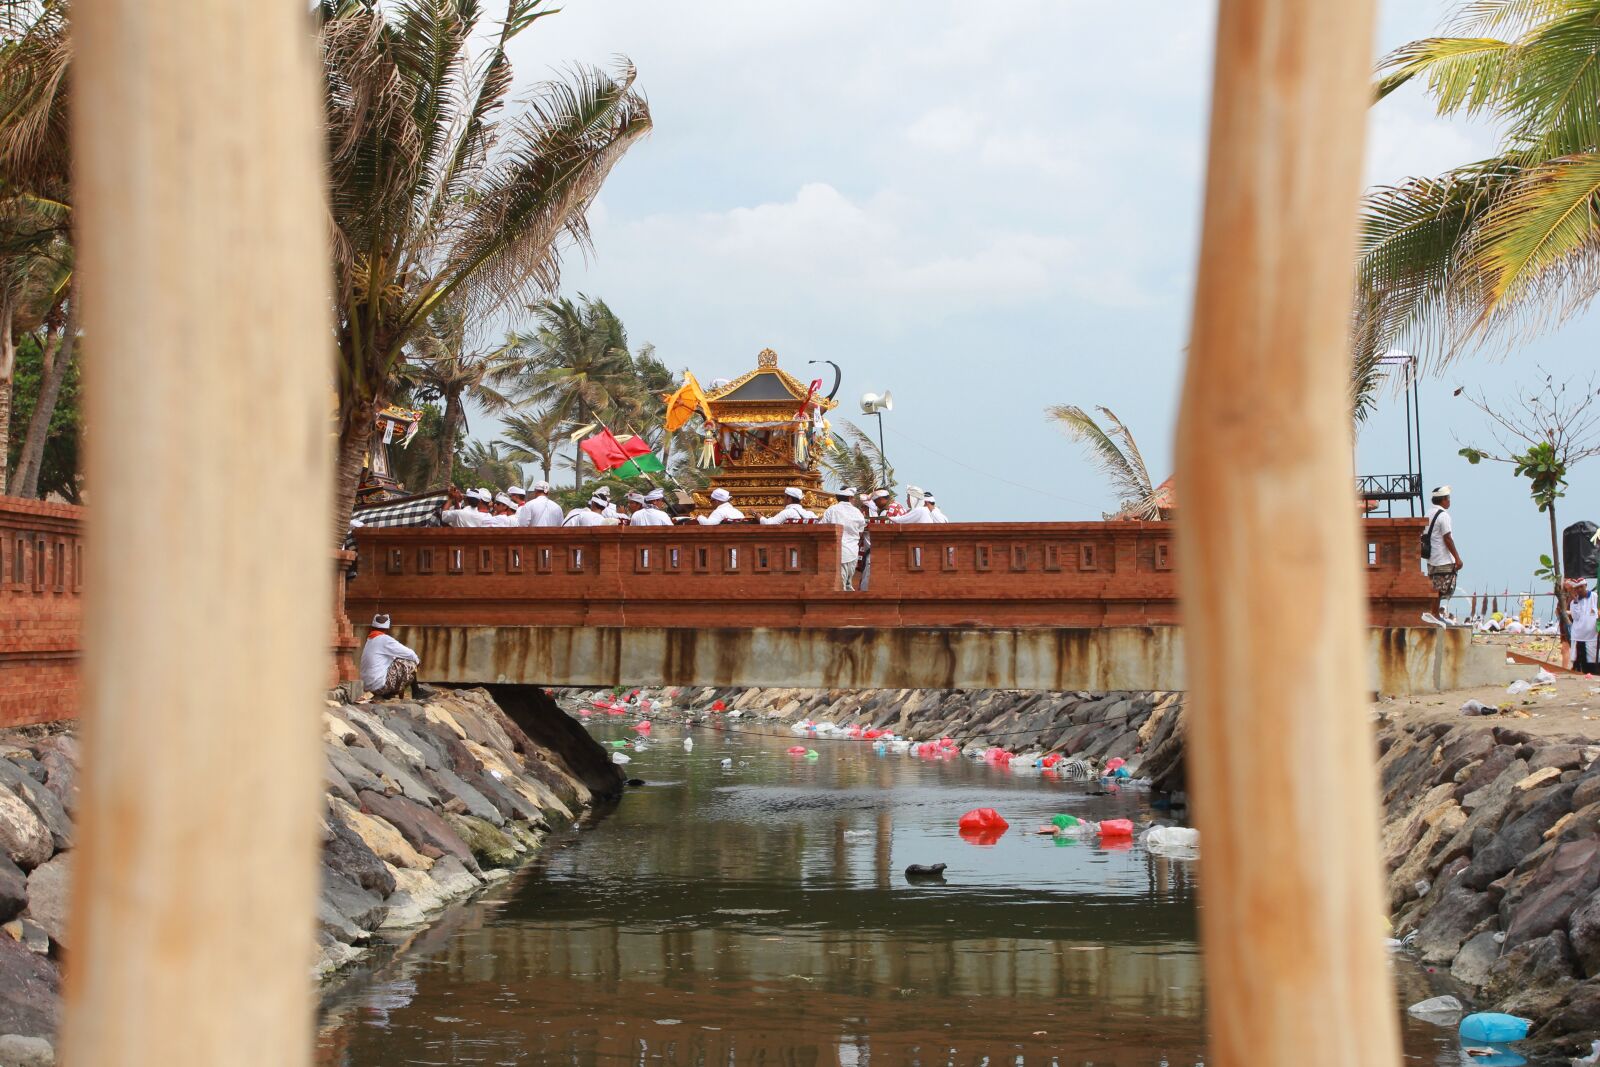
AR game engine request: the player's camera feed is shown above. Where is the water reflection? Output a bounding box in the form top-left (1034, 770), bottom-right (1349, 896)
top-left (316, 716), bottom-right (1462, 1066)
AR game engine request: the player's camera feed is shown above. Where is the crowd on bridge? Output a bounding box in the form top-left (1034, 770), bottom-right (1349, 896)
top-left (434, 480), bottom-right (948, 591)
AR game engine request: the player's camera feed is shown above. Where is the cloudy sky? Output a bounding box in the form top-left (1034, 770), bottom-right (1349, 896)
top-left (486, 0), bottom-right (1599, 602)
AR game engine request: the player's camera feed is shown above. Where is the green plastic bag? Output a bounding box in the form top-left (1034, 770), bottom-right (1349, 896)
top-left (1051, 814), bottom-right (1079, 830)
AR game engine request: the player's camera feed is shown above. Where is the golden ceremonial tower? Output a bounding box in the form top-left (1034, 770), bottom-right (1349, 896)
top-left (695, 349), bottom-right (837, 515)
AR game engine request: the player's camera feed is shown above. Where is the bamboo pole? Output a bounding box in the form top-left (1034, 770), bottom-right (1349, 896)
top-left (64, 2), bottom-right (331, 1065)
top-left (1175, 2), bottom-right (1398, 1066)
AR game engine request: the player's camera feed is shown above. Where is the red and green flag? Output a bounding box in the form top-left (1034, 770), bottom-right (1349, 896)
top-left (579, 428), bottom-right (665, 477)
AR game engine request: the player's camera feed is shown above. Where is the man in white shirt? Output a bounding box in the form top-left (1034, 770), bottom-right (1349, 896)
top-left (507, 485), bottom-right (527, 509)
top-left (860, 491), bottom-right (878, 518)
top-left (592, 485), bottom-right (621, 521)
top-left (562, 494), bottom-right (611, 526)
top-left (1423, 486), bottom-right (1464, 610)
top-left (488, 492), bottom-right (520, 526)
top-left (761, 486), bottom-right (815, 524)
top-left (819, 486), bottom-right (866, 590)
top-left (698, 487), bottom-right (745, 525)
top-left (442, 488), bottom-right (495, 527)
top-left (1567, 578), bottom-right (1599, 674)
top-left (891, 495), bottom-right (939, 523)
top-left (514, 481), bottom-right (565, 527)
top-left (629, 487), bottom-right (674, 526)
top-left (360, 613), bottom-right (421, 699)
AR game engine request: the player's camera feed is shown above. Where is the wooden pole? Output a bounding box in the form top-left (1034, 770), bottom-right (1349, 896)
top-left (64, 2), bottom-right (331, 1065)
top-left (1175, 2), bottom-right (1398, 1066)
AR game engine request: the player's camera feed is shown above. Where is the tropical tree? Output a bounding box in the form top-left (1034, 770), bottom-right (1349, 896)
top-left (1048, 405), bottom-right (1163, 520)
top-left (401, 305), bottom-right (521, 490)
top-left (1355, 0), bottom-right (1600, 370)
top-left (458, 439), bottom-right (523, 491)
top-left (820, 420), bottom-right (892, 493)
top-left (506, 295), bottom-right (644, 486)
top-left (321, 0), bottom-right (651, 540)
top-left (498, 405), bottom-right (566, 485)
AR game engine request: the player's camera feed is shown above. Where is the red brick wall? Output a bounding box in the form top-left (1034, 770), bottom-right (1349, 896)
top-left (0, 496), bottom-right (86, 727)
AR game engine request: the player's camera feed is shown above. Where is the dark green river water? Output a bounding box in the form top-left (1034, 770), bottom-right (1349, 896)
top-left (315, 715), bottom-right (1479, 1065)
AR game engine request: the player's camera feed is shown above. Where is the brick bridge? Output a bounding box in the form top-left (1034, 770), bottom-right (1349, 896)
top-left (343, 518), bottom-right (1505, 696)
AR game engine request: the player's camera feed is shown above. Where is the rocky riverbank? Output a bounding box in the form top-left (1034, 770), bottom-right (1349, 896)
top-left (572, 682), bottom-right (1600, 1061)
top-left (0, 685), bottom-right (620, 1065)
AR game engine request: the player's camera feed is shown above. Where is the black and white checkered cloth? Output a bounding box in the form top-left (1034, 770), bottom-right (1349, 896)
top-left (346, 491), bottom-right (448, 549)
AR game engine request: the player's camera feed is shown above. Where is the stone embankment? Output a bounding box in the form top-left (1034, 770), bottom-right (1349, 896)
top-left (0, 686), bottom-right (619, 1065)
top-left (575, 685), bottom-right (1185, 781)
top-left (581, 683), bottom-right (1600, 1061)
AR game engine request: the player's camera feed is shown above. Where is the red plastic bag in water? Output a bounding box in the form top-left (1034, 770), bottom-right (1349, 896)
top-left (634, 721), bottom-right (652, 734)
top-left (786, 745), bottom-right (808, 755)
top-left (959, 825), bottom-right (1006, 846)
top-left (1098, 818), bottom-right (1134, 838)
top-left (958, 808), bottom-right (1009, 831)
top-left (711, 700), bottom-right (726, 712)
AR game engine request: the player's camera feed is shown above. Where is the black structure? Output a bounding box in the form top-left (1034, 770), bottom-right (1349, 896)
top-left (1357, 352), bottom-right (1424, 517)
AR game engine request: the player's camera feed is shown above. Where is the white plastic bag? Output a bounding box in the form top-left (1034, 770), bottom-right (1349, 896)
top-left (1143, 825), bottom-right (1200, 858)
top-left (1507, 679), bottom-right (1532, 696)
top-left (1406, 994), bottom-right (1463, 1026)
top-left (611, 751), bottom-right (631, 765)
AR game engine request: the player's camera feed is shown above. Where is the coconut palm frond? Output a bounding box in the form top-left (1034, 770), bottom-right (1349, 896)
top-left (1047, 404), bottom-right (1152, 508)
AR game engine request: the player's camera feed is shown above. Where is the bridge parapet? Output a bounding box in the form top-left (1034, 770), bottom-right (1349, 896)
top-left (347, 518), bottom-right (1434, 629)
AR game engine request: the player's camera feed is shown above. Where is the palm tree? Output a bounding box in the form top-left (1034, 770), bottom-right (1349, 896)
top-left (401, 305), bottom-right (522, 490)
top-left (459, 439), bottom-right (523, 491)
top-left (498, 405), bottom-right (566, 484)
top-left (1356, 0), bottom-right (1600, 370)
top-left (322, 0), bottom-right (651, 541)
top-left (507, 295), bottom-right (641, 486)
top-left (1048, 405), bottom-right (1163, 520)
top-left (820, 420), bottom-right (892, 492)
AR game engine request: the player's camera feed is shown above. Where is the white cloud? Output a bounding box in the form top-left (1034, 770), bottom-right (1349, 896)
top-left (905, 107), bottom-right (981, 154)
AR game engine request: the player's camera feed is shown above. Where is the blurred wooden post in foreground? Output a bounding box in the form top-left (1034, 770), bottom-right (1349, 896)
top-left (1176, 2), bottom-right (1400, 1066)
top-left (64, 2), bottom-right (331, 1065)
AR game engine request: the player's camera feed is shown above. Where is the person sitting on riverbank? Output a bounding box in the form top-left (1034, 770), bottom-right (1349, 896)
top-left (361, 614), bottom-right (420, 700)
top-left (629, 487), bottom-right (674, 526)
top-left (761, 487), bottom-right (815, 524)
top-left (697, 487), bottom-right (745, 525)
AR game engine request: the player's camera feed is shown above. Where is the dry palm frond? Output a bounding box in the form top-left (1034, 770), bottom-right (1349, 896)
top-left (1047, 404), bottom-right (1158, 517)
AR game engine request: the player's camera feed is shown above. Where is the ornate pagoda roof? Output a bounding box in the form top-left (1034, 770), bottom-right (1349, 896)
top-left (704, 349), bottom-right (838, 411)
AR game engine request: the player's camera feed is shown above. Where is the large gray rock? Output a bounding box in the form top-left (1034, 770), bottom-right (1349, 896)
top-left (357, 791), bottom-right (479, 874)
top-left (33, 750), bottom-right (75, 821)
top-left (344, 745), bottom-right (437, 807)
top-left (1489, 930), bottom-right (1581, 1019)
top-left (323, 808), bottom-right (397, 898)
top-left (1571, 886), bottom-right (1600, 978)
top-left (325, 744), bottom-right (384, 796)
top-left (0, 765), bottom-right (68, 853)
top-left (1461, 833), bottom-right (1519, 891)
top-left (317, 897), bottom-right (363, 945)
top-left (0, 792), bottom-right (50, 873)
top-left (322, 754), bottom-right (359, 806)
top-left (1452, 930), bottom-right (1502, 988)
top-left (0, 1034), bottom-right (55, 1066)
top-left (1529, 745), bottom-right (1588, 773)
top-left (1415, 881), bottom-right (1497, 963)
top-left (0, 856), bottom-right (26, 925)
top-left (1505, 837), bottom-right (1600, 948)
top-left (22, 853), bottom-right (70, 950)
top-left (0, 937), bottom-right (57, 1038)
top-left (1500, 781), bottom-right (1577, 857)
top-left (320, 864), bottom-right (386, 934)
top-left (420, 766), bottom-right (503, 826)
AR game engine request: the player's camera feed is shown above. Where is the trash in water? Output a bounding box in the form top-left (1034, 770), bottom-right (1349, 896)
top-left (710, 699), bottom-right (726, 712)
top-left (958, 826), bottom-right (1006, 847)
top-left (1105, 757), bottom-right (1126, 771)
top-left (1405, 994), bottom-right (1464, 1025)
top-left (805, 749), bottom-right (819, 761)
top-left (719, 758), bottom-right (732, 769)
top-left (1051, 813), bottom-right (1080, 830)
top-left (683, 737), bottom-right (694, 751)
top-left (1097, 818), bottom-right (1135, 839)
top-left (611, 752), bottom-right (631, 765)
top-left (1460, 1048), bottom-right (1527, 1065)
top-left (786, 746), bottom-right (808, 755)
top-left (904, 863), bottom-right (947, 882)
top-left (1142, 825), bottom-right (1200, 857)
top-left (610, 740), bottom-right (629, 749)
top-left (958, 808), bottom-right (1009, 832)
top-left (1457, 1013), bottom-right (1532, 1044)
top-left (634, 721), bottom-right (652, 735)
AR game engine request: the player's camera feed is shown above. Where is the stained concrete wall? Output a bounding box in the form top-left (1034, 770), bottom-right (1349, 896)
top-left (389, 624), bottom-right (1511, 697)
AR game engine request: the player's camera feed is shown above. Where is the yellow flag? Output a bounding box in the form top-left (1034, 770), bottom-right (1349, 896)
top-left (664, 372), bottom-right (714, 432)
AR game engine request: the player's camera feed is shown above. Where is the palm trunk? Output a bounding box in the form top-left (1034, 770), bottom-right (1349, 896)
top-left (0, 296), bottom-right (14, 496)
top-left (14, 287), bottom-right (79, 499)
top-left (333, 395), bottom-right (378, 547)
top-left (430, 391), bottom-right (464, 489)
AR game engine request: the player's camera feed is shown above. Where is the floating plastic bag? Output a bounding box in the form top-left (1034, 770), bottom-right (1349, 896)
top-left (611, 752), bottom-right (631, 765)
top-left (683, 737), bottom-right (694, 751)
top-left (1051, 813), bottom-right (1080, 830)
top-left (958, 808), bottom-right (1009, 831)
top-left (1113, 766), bottom-right (1132, 779)
top-left (719, 757), bottom-right (732, 769)
top-left (1143, 825), bottom-right (1200, 857)
top-left (1098, 818), bottom-right (1135, 839)
top-left (634, 721), bottom-right (652, 734)
top-left (1405, 995), bottom-right (1463, 1026)
top-left (805, 749), bottom-right (819, 761)
top-left (1458, 1013), bottom-right (1532, 1044)
top-left (1105, 757), bottom-right (1126, 771)
top-left (787, 746), bottom-right (808, 755)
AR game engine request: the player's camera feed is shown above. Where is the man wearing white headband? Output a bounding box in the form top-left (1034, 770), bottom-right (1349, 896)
top-left (591, 484), bottom-right (621, 521)
top-left (630, 487), bottom-right (674, 526)
top-left (514, 480), bottom-right (564, 528)
top-left (562, 494), bottom-right (611, 527)
top-left (697, 487), bottom-right (745, 525)
top-left (892, 491), bottom-right (948, 524)
top-left (442, 486), bottom-right (494, 527)
top-left (819, 486), bottom-right (866, 589)
top-left (761, 486), bottom-right (815, 524)
top-left (1566, 577), bottom-right (1599, 674)
top-left (1422, 485), bottom-right (1463, 611)
top-left (872, 487), bottom-right (906, 520)
top-left (360, 613), bottom-right (420, 699)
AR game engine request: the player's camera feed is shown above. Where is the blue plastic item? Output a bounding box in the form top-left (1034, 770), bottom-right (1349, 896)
top-left (1113, 766), bottom-right (1131, 779)
top-left (1458, 1013), bottom-right (1531, 1044)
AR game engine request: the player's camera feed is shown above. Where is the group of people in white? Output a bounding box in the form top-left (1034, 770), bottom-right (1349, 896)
top-left (436, 480), bottom-right (948, 591)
